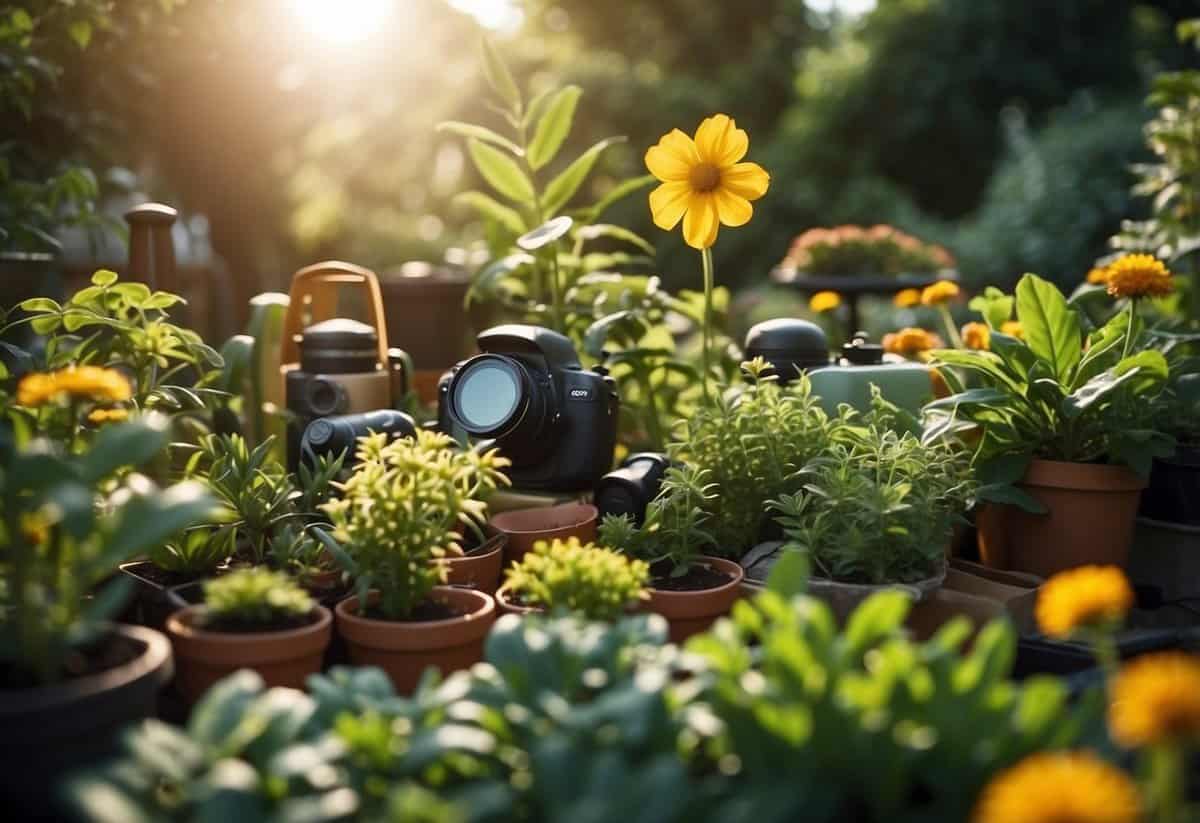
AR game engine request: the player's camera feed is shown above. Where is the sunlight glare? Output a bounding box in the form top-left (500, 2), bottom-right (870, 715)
top-left (449, 0), bottom-right (524, 32)
top-left (291, 0), bottom-right (394, 44)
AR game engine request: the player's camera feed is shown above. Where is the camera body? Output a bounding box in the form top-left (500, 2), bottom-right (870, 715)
top-left (298, 409), bottom-right (417, 469)
top-left (595, 452), bottom-right (670, 526)
top-left (285, 318), bottom-right (407, 470)
top-left (438, 324), bottom-right (619, 492)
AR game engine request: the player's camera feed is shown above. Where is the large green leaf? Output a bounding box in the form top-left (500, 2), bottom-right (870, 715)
top-left (467, 139), bottom-right (536, 203)
top-left (527, 85), bottom-right (581, 171)
top-left (95, 480), bottom-right (216, 570)
top-left (1015, 273), bottom-right (1081, 383)
top-left (541, 137), bottom-right (625, 216)
top-left (967, 287), bottom-right (1013, 329)
top-left (436, 121), bottom-right (522, 156)
top-left (79, 415), bottom-right (171, 482)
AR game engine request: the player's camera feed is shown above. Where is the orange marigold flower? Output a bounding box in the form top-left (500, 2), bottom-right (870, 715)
top-left (1109, 652), bottom-right (1200, 748)
top-left (87, 408), bottom-right (130, 424)
top-left (962, 322), bottom-right (990, 351)
top-left (972, 751), bottom-right (1141, 823)
top-left (1036, 565), bottom-right (1133, 639)
top-left (809, 291), bottom-right (841, 313)
top-left (17, 366), bottom-right (132, 408)
top-left (1086, 266), bottom-right (1111, 285)
top-left (882, 327), bottom-right (942, 357)
top-left (893, 288), bottom-right (921, 308)
top-left (1000, 321), bottom-right (1024, 340)
top-left (920, 279), bottom-right (960, 306)
top-left (1105, 254), bottom-right (1172, 299)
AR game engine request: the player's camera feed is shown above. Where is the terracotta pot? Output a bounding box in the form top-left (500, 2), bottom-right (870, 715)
top-left (494, 586), bottom-right (542, 617)
top-left (488, 502), bottom-right (598, 565)
top-left (335, 587), bottom-right (495, 692)
top-left (644, 556), bottom-right (744, 643)
top-left (906, 588), bottom-right (1006, 643)
top-left (440, 533), bottom-right (507, 593)
top-left (0, 624), bottom-right (172, 815)
top-left (166, 606), bottom-right (332, 703)
top-left (976, 459), bottom-right (1146, 577)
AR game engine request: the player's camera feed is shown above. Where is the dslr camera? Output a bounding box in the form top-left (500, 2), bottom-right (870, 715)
top-left (438, 324), bottom-right (618, 492)
top-left (298, 409), bottom-right (417, 470)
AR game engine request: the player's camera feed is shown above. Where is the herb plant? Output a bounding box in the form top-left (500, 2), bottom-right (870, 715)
top-left (928, 272), bottom-right (1173, 511)
top-left (767, 423), bottom-right (974, 585)
top-left (0, 414), bottom-right (213, 683)
top-left (320, 430), bottom-right (510, 620)
top-left (147, 524), bottom-right (235, 578)
top-left (500, 537), bottom-right (649, 620)
top-left (200, 568), bottom-right (315, 632)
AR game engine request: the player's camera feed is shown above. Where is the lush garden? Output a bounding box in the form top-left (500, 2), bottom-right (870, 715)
top-left (5, 2), bottom-right (1200, 821)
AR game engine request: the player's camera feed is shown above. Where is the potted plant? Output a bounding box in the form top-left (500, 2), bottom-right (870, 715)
top-left (761, 420), bottom-right (974, 623)
top-left (599, 465), bottom-right (743, 642)
top-left (120, 524), bottom-right (235, 628)
top-left (928, 272), bottom-right (1173, 576)
top-left (165, 567), bottom-right (332, 703)
top-left (488, 501), bottom-right (599, 566)
top-left (0, 414), bottom-right (213, 811)
top-left (495, 536), bottom-right (650, 619)
top-left (318, 429), bottom-right (508, 691)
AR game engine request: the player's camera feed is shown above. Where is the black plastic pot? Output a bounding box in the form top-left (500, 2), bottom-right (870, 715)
top-left (0, 623), bottom-right (173, 815)
top-left (1140, 446), bottom-right (1200, 526)
top-left (118, 561), bottom-right (221, 630)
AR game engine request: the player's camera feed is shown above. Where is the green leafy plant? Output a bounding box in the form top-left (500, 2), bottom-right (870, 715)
top-left (0, 414), bottom-right (214, 684)
top-left (927, 273), bottom-right (1173, 510)
top-left (319, 430), bottom-right (510, 620)
top-left (147, 523), bottom-right (235, 577)
top-left (500, 536), bottom-right (649, 620)
top-left (665, 358), bottom-right (835, 554)
top-left (200, 567), bottom-right (315, 631)
top-left (767, 421), bottom-right (974, 585)
top-left (599, 464), bottom-right (719, 577)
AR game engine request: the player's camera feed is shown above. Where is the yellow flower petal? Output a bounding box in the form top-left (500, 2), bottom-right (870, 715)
top-left (644, 129), bottom-right (699, 182)
top-left (649, 181), bottom-right (692, 231)
top-left (682, 193), bottom-right (719, 250)
top-left (694, 113), bottom-right (748, 167)
top-left (721, 162), bottom-right (770, 201)
top-left (713, 187), bottom-right (753, 227)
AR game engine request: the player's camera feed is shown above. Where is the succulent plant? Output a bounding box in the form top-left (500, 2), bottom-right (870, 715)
top-left (501, 537), bottom-right (650, 620)
top-left (201, 567), bottom-right (314, 630)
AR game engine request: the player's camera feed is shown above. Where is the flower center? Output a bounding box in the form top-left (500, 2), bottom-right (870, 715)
top-left (689, 163), bottom-right (721, 193)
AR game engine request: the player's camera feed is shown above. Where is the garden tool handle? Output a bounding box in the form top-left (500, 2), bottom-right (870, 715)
top-left (279, 260), bottom-right (390, 368)
top-left (125, 203), bottom-right (178, 293)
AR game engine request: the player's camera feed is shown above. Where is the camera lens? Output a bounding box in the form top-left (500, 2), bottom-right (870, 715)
top-left (451, 357), bottom-right (525, 433)
top-left (306, 377), bottom-right (344, 416)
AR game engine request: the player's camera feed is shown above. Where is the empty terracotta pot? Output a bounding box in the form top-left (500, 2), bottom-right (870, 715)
top-left (644, 556), bottom-right (744, 643)
top-left (440, 533), bottom-right (507, 593)
top-left (494, 586), bottom-right (542, 617)
top-left (488, 502), bottom-right (598, 565)
top-left (976, 459), bottom-right (1146, 578)
top-left (166, 605), bottom-right (332, 703)
top-left (335, 587), bottom-right (495, 693)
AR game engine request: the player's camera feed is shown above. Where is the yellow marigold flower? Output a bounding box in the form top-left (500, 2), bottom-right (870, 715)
top-left (1105, 254), bottom-right (1173, 299)
top-left (646, 114), bottom-right (770, 250)
top-left (962, 322), bottom-right (990, 351)
top-left (809, 291), bottom-right (841, 313)
top-left (17, 366), bottom-right (132, 408)
top-left (972, 751), bottom-right (1140, 823)
top-left (1086, 266), bottom-right (1111, 285)
top-left (1000, 320), bottom-right (1024, 340)
top-left (893, 288), bottom-right (921, 308)
top-left (1036, 565), bottom-right (1133, 639)
top-left (920, 279), bottom-right (960, 306)
top-left (1109, 652), bottom-right (1200, 748)
top-left (882, 327), bottom-right (942, 357)
top-left (16, 372), bottom-right (60, 407)
top-left (87, 407), bottom-right (130, 424)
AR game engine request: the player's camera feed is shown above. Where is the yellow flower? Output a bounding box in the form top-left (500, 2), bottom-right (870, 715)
top-left (962, 322), bottom-right (990, 351)
top-left (972, 751), bottom-right (1140, 823)
top-left (920, 279), bottom-right (960, 306)
top-left (929, 367), bottom-right (951, 398)
top-left (87, 408), bottom-right (130, 424)
top-left (1086, 266), bottom-right (1111, 285)
top-left (1105, 254), bottom-right (1173, 299)
top-left (893, 288), bottom-right (921, 308)
top-left (1109, 652), bottom-right (1200, 748)
top-left (17, 366), bottom-right (132, 408)
top-left (20, 513), bottom-right (49, 546)
top-left (809, 291), bottom-right (841, 313)
top-left (882, 327), bottom-right (942, 357)
top-left (1000, 321), bottom-right (1024, 340)
top-left (1035, 565), bottom-right (1133, 639)
top-left (645, 114), bottom-right (770, 250)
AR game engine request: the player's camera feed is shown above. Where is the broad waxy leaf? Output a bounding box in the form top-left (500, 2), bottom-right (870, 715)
top-left (527, 85), bottom-right (582, 171)
top-left (468, 139), bottom-right (536, 203)
top-left (1015, 272), bottom-right (1081, 382)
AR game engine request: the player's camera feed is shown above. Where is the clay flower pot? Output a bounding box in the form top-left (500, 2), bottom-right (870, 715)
top-left (335, 587), bottom-right (496, 693)
top-left (494, 585), bottom-right (542, 617)
top-left (166, 605), bottom-right (332, 703)
top-left (976, 459), bottom-right (1146, 577)
top-left (488, 502), bottom-right (598, 565)
top-left (439, 533), bottom-right (507, 593)
top-left (644, 556), bottom-right (744, 643)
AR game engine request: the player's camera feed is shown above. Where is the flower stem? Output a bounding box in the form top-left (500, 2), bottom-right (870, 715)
top-left (939, 305), bottom-right (963, 349)
top-left (701, 247), bottom-right (715, 405)
top-left (1121, 298), bottom-right (1137, 362)
top-left (1148, 742), bottom-right (1185, 823)
top-left (548, 249), bottom-right (564, 334)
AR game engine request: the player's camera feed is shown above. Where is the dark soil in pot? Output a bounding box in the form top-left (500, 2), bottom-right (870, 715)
top-left (1140, 445), bottom-right (1200, 526)
top-left (0, 623), bottom-right (173, 816)
top-left (649, 560), bottom-right (734, 591)
top-left (643, 556), bottom-right (744, 644)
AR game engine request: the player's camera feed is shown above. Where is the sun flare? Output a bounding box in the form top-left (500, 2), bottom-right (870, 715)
top-left (290, 0), bottom-right (393, 44)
